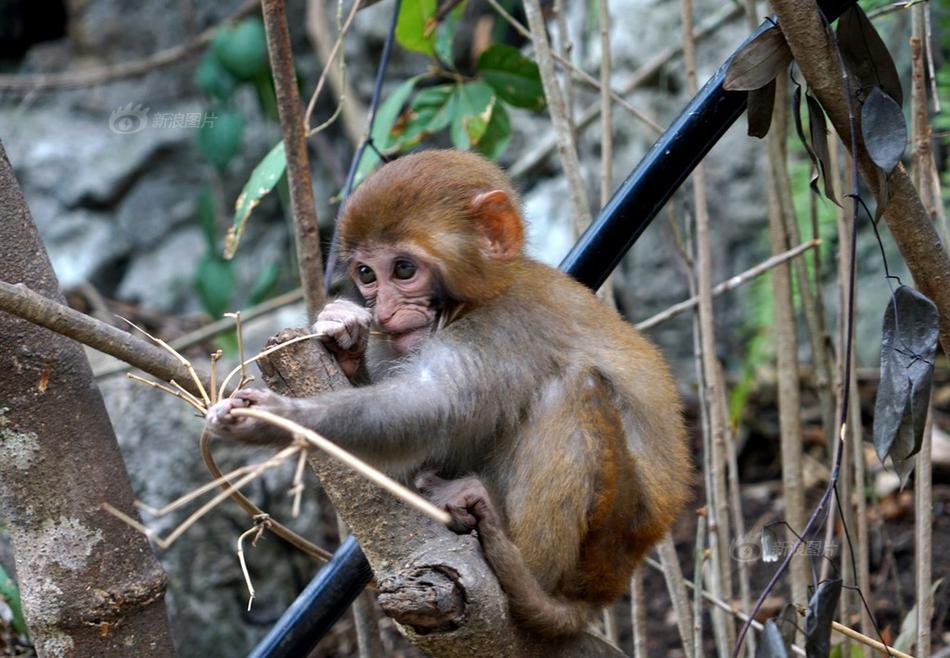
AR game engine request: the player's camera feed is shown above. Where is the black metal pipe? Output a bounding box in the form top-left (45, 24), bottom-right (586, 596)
top-left (249, 2), bottom-right (857, 655)
top-left (247, 536), bottom-right (371, 658)
top-left (561, 0), bottom-right (855, 287)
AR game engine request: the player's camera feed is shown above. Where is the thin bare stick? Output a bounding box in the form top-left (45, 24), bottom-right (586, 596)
top-left (522, 0), bottom-right (593, 237)
top-left (106, 447), bottom-right (301, 550)
top-left (224, 312), bottom-right (249, 388)
top-left (598, 0), bottom-right (613, 209)
top-left (509, 3), bottom-right (741, 179)
top-left (200, 430), bottom-right (333, 561)
top-left (630, 569), bottom-right (647, 658)
top-left (0, 0), bottom-right (258, 91)
top-left (303, 0), bottom-right (363, 131)
top-left (218, 332), bottom-right (322, 399)
top-left (117, 315), bottom-right (212, 407)
top-left (134, 462), bottom-right (266, 517)
top-left (93, 289), bottom-right (306, 380)
top-left (160, 445), bottom-right (301, 548)
top-left (210, 350), bottom-right (222, 405)
top-left (170, 380), bottom-right (208, 413)
top-left (237, 522), bottom-right (268, 611)
top-left (636, 239), bottom-right (820, 331)
top-left (682, 1), bottom-right (734, 653)
top-left (230, 407), bottom-right (453, 526)
top-left (915, 410), bottom-right (934, 656)
top-left (290, 446), bottom-right (309, 518)
top-left (125, 373), bottom-right (206, 414)
top-left (643, 556), bottom-right (808, 657)
top-left (485, 0), bottom-right (662, 134)
top-left (101, 503), bottom-right (158, 541)
top-left (262, 0), bottom-right (326, 322)
top-left (766, 73), bottom-right (808, 614)
top-left (657, 534), bottom-right (695, 658)
top-left (794, 605), bottom-right (919, 658)
top-left (552, 0), bottom-right (575, 132)
top-left (692, 510), bottom-right (707, 658)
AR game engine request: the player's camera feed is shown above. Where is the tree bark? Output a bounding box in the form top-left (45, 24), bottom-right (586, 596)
top-left (0, 142), bottom-right (175, 657)
top-left (771, 0), bottom-right (950, 354)
top-left (257, 328), bottom-right (624, 658)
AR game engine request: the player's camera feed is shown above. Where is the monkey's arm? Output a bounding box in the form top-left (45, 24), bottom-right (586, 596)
top-left (206, 337), bottom-right (542, 465)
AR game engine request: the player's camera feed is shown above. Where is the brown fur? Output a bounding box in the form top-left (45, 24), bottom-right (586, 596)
top-left (207, 149), bottom-right (692, 638)
top-left (338, 150), bottom-right (691, 635)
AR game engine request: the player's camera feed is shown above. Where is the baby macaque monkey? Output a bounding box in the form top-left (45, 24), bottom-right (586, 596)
top-left (206, 149), bottom-right (691, 637)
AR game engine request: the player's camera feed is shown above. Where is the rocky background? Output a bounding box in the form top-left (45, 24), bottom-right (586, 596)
top-left (0, 0), bottom-right (936, 656)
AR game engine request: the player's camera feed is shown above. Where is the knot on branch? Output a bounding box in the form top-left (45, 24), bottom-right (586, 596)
top-left (377, 565), bottom-right (466, 633)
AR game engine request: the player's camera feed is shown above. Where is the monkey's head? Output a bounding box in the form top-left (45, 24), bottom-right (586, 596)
top-left (337, 150), bottom-right (526, 353)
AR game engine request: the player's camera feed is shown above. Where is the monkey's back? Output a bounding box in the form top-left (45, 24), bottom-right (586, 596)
top-left (473, 258), bottom-right (692, 605)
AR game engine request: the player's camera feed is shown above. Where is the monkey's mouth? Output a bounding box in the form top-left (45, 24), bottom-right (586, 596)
top-left (385, 323), bottom-right (434, 353)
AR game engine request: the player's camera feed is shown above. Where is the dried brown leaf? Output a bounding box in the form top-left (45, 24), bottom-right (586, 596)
top-left (837, 5), bottom-right (903, 105)
top-left (747, 79), bottom-right (776, 139)
top-left (724, 26), bottom-right (793, 92)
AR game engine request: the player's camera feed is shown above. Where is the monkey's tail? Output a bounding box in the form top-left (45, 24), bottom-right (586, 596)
top-left (478, 525), bottom-right (597, 637)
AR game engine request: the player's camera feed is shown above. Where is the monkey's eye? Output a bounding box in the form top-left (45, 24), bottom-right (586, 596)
top-left (356, 264), bottom-right (376, 284)
top-left (393, 259), bottom-right (417, 280)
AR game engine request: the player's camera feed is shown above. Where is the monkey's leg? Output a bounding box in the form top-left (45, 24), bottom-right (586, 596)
top-left (415, 472), bottom-right (597, 637)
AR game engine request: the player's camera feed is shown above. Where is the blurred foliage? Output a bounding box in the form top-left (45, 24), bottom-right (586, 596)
top-left (0, 563), bottom-right (28, 639)
top-left (352, 0), bottom-right (546, 185)
top-left (190, 16), bottom-right (286, 327)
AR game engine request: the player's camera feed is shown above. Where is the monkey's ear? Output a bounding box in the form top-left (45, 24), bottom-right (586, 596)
top-left (472, 190), bottom-right (524, 260)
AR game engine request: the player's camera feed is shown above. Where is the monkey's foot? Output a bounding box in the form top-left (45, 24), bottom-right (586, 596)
top-left (414, 472), bottom-right (501, 534)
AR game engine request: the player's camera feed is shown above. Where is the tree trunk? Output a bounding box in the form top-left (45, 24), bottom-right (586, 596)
top-left (0, 142), bottom-right (175, 657)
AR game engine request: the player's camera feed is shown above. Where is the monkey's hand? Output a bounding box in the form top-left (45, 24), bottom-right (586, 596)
top-left (313, 299), bottom-right (372, 381)
top-left (204, 388), bottom-right (296, 445)
top-left (415, 472), bottom-right (503, 535)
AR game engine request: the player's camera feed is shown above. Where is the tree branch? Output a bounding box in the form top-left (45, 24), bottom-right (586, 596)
top-left (771, 0), bottom-right (950, 353)
top-left (0, 280), bottom-right (209, 397)
top-left (262, 0), bottom-right (326, 322)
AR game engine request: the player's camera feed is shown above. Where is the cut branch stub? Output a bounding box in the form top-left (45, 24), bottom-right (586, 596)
top-left (378, 566), bottom-right (466, 632)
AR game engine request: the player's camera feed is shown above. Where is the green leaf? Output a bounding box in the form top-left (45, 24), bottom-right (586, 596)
top-left (353, 75), bottom-right (421, 185)
top-left (451, 81), bottom-right (495, 150)
top-left (477, 44), bottom-right (546, 110)
top-left (434, 1), bottom-right (465, 65)
top-left (0, 563), bottom-right (28, 638)
top-left (195, 51), bottom-right (238, 101)
top-left (475, 100), bottom-right (511, 159)
top-left (392, 84), bottom-right (455, 147)
top-left (226, 141), bottom-right (286, 259)
top-left (197, 107), bottom-right (244, 170)
top-left (249, 263), bottom-right (280, 304)
top-left (396, 0), bottom-right (437, 56)
top-left (195, 186), bottom-right (217, 250)
top-left (213, 18), bottom-right (269, 81)
top-left (195, 253), bottom-right (235, 318)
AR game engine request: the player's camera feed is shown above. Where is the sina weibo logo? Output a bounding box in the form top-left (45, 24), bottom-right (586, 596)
top-left (109, 104), bottom-right (151, 134)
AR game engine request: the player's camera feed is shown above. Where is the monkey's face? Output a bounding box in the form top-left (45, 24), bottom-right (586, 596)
top-left (349, 245), bottom-right (440, 354)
